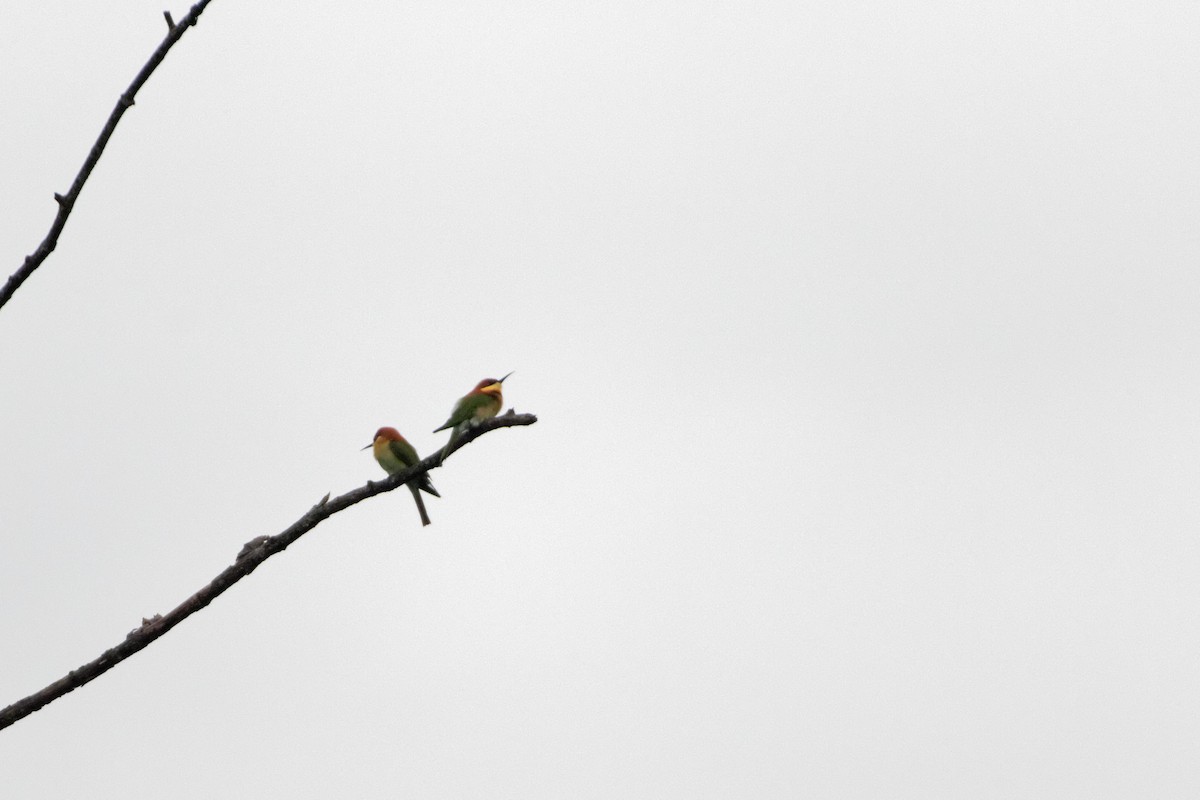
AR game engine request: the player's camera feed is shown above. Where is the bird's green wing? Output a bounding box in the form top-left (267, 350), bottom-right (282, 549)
top-left (435, 393), bottom-right (484, 431)
top-left (387, 437), bottom-right (420, 468)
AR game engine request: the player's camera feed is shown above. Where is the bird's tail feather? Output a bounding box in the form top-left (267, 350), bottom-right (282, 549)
top-left (438, 426), bottom-right (461, 464)
top-left (418, 473), bottom-right (441, 498)
top-left (409, 484), bottom-right (432, 527)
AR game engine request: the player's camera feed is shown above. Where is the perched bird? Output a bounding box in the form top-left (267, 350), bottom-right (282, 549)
top-left (433, 372), bottom-right (512, 461)
top-left (364, 427), bottom-right (440, 527)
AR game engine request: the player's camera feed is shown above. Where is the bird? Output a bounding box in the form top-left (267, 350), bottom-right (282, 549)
top-left (433, 372), bottom-right (512, 461)
top-left (364, 427), bottom-right (440, 527)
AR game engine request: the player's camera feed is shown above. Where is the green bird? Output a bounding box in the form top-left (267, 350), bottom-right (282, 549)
top-left (433, 372), bottom-right (512, 461)
top-left (364, 427), bottom-right (440, 526)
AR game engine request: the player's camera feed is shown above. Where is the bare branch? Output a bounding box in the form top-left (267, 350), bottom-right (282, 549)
top-left (0, 1), bottom-right (216, 312)
top-left (0, 411), bottom-right (537, 732)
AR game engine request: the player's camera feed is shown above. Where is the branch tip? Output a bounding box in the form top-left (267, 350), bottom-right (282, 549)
top-left (164, 11), bottom-right (175, 30)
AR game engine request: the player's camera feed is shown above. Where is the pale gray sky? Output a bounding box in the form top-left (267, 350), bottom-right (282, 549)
top-left (3, 1), bottom-right (1199, 797)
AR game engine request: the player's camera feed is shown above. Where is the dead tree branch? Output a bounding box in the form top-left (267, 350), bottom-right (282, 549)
top-left (0, 411), bottom-right (538, 731)
top-left (0, 1), bottom-right (216, 312)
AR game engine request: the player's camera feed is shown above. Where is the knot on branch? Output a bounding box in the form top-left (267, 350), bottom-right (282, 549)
top-left (126, 614), bottom-right (164, 640)
top-left (236, 535), bottom-right (271, 562)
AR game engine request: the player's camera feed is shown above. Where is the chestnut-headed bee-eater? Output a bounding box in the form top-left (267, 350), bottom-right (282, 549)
top-left (433, 372), bottom-right (512, 460)
top-left (364, 427), bottom-right (440, 527)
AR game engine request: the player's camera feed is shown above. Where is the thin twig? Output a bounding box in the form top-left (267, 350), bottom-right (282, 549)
top-left (0, 1), bottom-right (216, 312)
top-left (0, 411), bottom-right (538, 731)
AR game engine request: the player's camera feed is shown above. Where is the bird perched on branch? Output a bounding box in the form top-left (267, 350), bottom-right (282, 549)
top-left (364, 427), bottom-right (440, 527)
top-left (434, 372), bottom-right (512, 461)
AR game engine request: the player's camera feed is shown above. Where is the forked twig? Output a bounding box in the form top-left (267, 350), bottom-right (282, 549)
top-left (0, 1), bottom-right (216, 311)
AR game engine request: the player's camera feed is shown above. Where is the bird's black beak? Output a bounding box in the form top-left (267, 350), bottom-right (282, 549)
top-left (361, 443), bottom-right (373, 451)
top-left (498, 371), bottom-right (514, 383)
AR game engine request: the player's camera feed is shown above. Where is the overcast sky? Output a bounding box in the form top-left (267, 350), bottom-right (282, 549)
top-left (3, 1), bottom-right (1199, 797)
